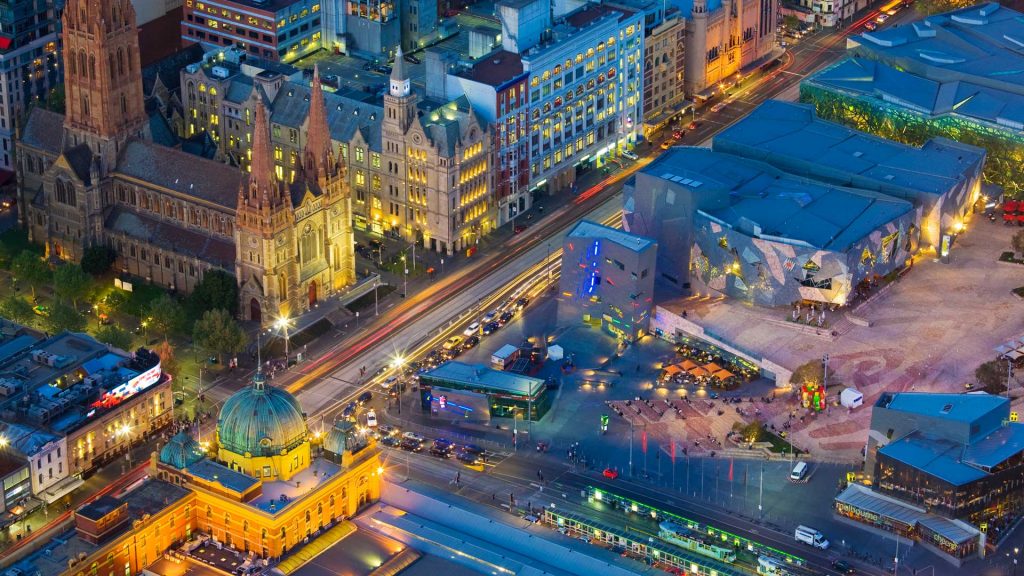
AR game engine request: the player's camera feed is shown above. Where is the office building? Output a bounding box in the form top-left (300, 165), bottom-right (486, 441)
top-left (181, 0), bottom-right (324, 62)
top-left (182, 46), bottom-right (493, 255)
top-left (0, 0), bottom-right (60, 171)
top-left (448, 0), bottom-right (645, 222)
top-left (801, 2), bottom-right (1024, 197)
top-left (680, 0), bottom-right (778, 100)
top-left (558, 219), bottom-right (656, 342)
top-left (835, 392), bottom-right (1024, 561)
top-left (7, 368), bottom-right (382, 576)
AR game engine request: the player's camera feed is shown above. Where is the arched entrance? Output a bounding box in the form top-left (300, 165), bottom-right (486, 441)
top-left (308, 281), bottom-right (318, 307)
top-left (250, 298), bottom-right (262, 322)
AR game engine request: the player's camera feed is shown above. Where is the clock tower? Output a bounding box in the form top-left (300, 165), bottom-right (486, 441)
top-left (235, 102), bottom-right (297, 323)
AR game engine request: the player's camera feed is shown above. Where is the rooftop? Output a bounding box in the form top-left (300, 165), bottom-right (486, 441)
top-left (453, 50), bottom-right (525, 87)
top-left (567, 219), bottom-right (655, 253)
top-left (106, 206), bottom-right (236, 269)
top-left (805, 56), bottom-right (1024, 130)
top-left (249, 457), bottom-right (341, 514)
top-left (186, 458), bottom-right (260, 495)
top-left (876, 392), bottom-right (1009, 425)
top-left (849, 3), bottom-right (1024, 94)
top-left (644, 147), bottom-right (915, 251)
top-left (714, 100), bottom-right (985, 198)
top-left (77, 495), bottom-right (123, 522)
top-left (115, 141), bottom-right (242, 210)
top-left (836, 483), bottom-right (979, 545)
top-left (878, 432), bottom-right (987, 486)
top-left (423, 361), bottom-right (545, 397)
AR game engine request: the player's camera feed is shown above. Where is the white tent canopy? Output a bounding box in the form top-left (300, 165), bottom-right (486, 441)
top-left (548, 344), bottom-right (564, 361)
top-left (840, 388), bottom-right (864, 409)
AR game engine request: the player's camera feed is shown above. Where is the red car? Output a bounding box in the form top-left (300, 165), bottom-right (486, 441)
top-left (602, 468), bottom-right (619, 479)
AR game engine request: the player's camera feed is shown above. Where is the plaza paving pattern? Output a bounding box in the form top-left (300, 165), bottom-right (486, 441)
top-left (660, 218), bottom-right (1024, 463)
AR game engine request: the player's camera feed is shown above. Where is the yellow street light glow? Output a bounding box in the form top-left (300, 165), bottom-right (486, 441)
top-left (275, 316), bottom-right (290, 330)
top-left (0, 435), bottom-right (7, 448)
top-left (391, 355), bottom-right (406, 369)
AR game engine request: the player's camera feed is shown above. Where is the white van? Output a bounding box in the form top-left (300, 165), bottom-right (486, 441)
top-left (794, 525), bottom-right (829, 549)
top-left (790, 461), bottom-right (808, 482)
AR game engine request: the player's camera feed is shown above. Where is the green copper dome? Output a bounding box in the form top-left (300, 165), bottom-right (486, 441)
top-left (160, 430), bottom-right (205, 469)
top-left (217, 371), bottom-right (308, 457)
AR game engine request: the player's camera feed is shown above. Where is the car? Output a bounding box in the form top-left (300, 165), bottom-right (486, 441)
top-left (709, 391), bottom-right (720, 399)
top-left (429, 446), bottom-right (450, 458)
top-left (660, 140), bottom-right (673, 150)
top-left (432, 438), bottom-right (453, 450)
top-left (780, 40), bottom-right (790, 47)
top-left (602, 468), bottom-right (619, 479)
top-left (381, 435), bottom-right (401, 447)
top-left (342, 402), bottom-right (358, 420)
top-left (621, 150), bottom-right (639, 160)
top-left (710, 102), bottom-right (727, 113)
top-left (455, 450), bottom-right (480, 465)
top-left (688, 121), bottom-right (699, 130)
top-left (357, 391), bottom-right (373, 405)
top-left (403, 53), bottom-right (421, 64)
top-left (365, 409), bottom-right (378, 427)
top-left (400, 438), bottom-right (423, 451)
top-left (514, 224), bottom-right (528, 234)
top-left (461, 444), bottom-right (485, 456)
top-left (464, 322), bottom-right (481, 337)
top-left (442, 336), bottom-right (464, 350)
top-left (875, 13), bottom-right (889, 23)
top-left (378, 424), bottom-right (398, 436)
top-left (381, 375), bottom-right (398, 390)
top-left (514, 297), bottom-right (530, 310)
top-left (462, 335), bottom-right (480, 350)
top-left (402, 431), bottom-right (424, 442)
top-left (672, 130), bottom-right (684, 140)
top-left (864, 20), bottom-right (877, 30)
top-left (482, 321), bottom-right (500, 335)
top-left (498, 311), bottom-right (514, 326)
top-left (831, 559), bottom-right (855, 574)
top-left (482, 310), bottom-right (499, 323)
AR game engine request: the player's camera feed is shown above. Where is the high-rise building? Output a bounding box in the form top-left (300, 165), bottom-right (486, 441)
top-left (17, 0), bottom-right (356, 323)
top-left (0, 0), bottom-right (60, 171)
top-left (181, 0), bottom-right (324, 62)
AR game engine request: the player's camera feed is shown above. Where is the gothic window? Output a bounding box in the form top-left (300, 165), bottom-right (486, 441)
top-left (78, 52), bottom-right (87, 80)
top-left (69, 55), bottom-right (76, 76)
top-left (89, 55), bottom-right (96, 80)
top-left (117, 48), bottom-right (125, 76)
top-left (121, 94), bottom-right (127, 115)
top-left (109, 54), bottom-right (116, 80)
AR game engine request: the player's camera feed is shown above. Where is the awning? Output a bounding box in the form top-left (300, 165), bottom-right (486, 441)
top-left (1006, 350), bottom-right (1024, 361)
top-left (704, 362), bottom-right (723, 373)
top-left (689, 366), bottom-right (710, 377)
top-left (663, 364), bottom-right (683, 375)
top-left (740, 47), bottom-right (786, 76)
top-left (712, 369), bottom-right (734, 380)
top-left (680, 359), bottom-right (698, 371)
top-left (39, 476), bottom-right (84, 504)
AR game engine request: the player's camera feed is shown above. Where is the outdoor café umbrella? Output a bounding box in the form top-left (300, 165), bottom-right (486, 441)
top-left (680, 359), bottom-right (698, 371)
top-left (712, 369), bottom-right (734, 381)
top-left (663, 364), bottom-right (683, 376)
top-left (704, 362), bottom-right (723, 373)
top-left (689, 366), bottom-right (710, 378)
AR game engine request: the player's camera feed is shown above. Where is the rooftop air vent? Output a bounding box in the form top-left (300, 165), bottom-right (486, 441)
top-left (941, 403), bottom-right (953, 414)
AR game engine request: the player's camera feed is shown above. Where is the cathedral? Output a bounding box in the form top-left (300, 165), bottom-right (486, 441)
top-left (15, 0), bottom-right (355, 323)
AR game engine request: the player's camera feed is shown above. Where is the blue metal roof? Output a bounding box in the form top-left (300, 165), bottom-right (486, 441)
top-left (882, 392), bottom-right (1008, 425)
top-left (715, 100), bottom-right (984, 197)
top-left (217, 376), bottom-right (308, 458)
top-left (423, 361), bottom-right (545, 396)
top-left (878, 433), bottom-right (986, 486)
top-left (673, 0), bottom-right (722, 15)
top-left (567, 220), bottom-right (656, 253)
top-left (963, 422), bottom-right (1024, 470)
top-left (644, 147), bottom-right (914, 251)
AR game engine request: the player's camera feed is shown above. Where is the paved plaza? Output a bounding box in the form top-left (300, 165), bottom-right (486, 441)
top-left (662, 216), bottom-right (1024, 463)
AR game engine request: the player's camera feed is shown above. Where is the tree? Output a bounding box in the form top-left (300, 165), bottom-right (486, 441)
top-left (156, 340), bottom-right (179, 379)
top-left (914, 0), bottom-right (974, 15)
top-left (193, 308), bottom-right (247, 365)
top-left (188, 270), bottom-right (239, 318)
top-left (741, 420), bottom-right (764, 444)
top-left (11, 250), bottom-right (51, 300)
top-left (976, 359), bottom-right (1009, 395)
top-left (146, 294), bottom-right (185, 339)
top-left (44, 302), bottom-right (86, 334)
top-left (93, 325), bottom-right (133, 351)
top-left (791, 360), bottom-right (825, 386)
top-left (0, 295), bottom-right (35, 325)
top-left (1013, 229), bottom-right (1024, 259)
top-left (53, 264), bottom-right (93, 308)
top-left (783, 15), bottom-right (800, 29)
top-left (80, 245), bottom-right (116, 276)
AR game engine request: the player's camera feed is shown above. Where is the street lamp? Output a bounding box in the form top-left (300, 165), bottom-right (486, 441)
top-left (276, 315), bottom-right (292, 363)
top-left (0, 435), bottom-right (8, 449)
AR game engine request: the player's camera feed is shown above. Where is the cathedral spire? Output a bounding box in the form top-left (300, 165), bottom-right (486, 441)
top-left (249, 102), bottom-right (275, 195)
top-left (389, 47), bottom-right (410, 98)
top-left (304, 65), bottom-right (332, 176)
